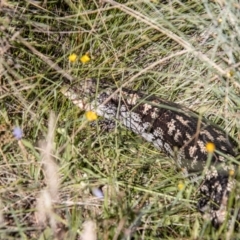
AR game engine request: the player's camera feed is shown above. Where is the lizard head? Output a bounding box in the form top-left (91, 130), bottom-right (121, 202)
top-left (61, 78), bottom-right (97, 110)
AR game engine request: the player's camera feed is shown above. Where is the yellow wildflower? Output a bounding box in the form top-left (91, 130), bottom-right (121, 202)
top-left (229, 169), bottom-right (235, 176)
top-left (226, 70), bottom-right (234, 78)
top-left (69, 53), bottom-right (77, 62)
top-left (85, 111), bottom-right (97, 121)
top-left (206, 142), bottom-right (215, 153)
top-left (178, 181), bottom-right (185, 191)
top-left (80, 54), bottom-right (90, 63)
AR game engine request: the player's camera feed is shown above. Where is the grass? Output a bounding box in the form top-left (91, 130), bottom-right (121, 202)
top-left (0, 0), bottom-right (240, 239)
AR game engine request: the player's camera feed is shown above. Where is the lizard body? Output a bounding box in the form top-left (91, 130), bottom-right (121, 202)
top-left (62, 78), bottom-right (239, 227)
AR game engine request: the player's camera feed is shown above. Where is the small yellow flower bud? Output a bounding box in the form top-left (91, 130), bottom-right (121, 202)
top-left (80, 54), bottom-right (90, 63)
top-left (85, 111), bottom-right (98, 121)
top-left (178, 181), bottom-right (185, 191)
top-left (229, 169), bottom-right (235, 176)
top-left (226, 70), bottom-right (234, 78)
top-left (69, 53), bottom-right (77, 62)
top-left (206, 142), bottom-right (215, 153)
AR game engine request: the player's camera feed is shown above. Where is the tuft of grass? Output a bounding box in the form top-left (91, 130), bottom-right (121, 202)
top-left (0, 0), bottom-right (240, 239)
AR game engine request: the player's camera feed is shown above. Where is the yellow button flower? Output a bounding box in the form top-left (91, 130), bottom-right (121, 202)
top-left (69, 53), bottom-right (77, 62)
top-left (206, 142), bottom-right (215, 153)
top-left (80, 54), bottom-right (90, 63)
top-left (226, 70), bottom-right (234, 78)
top-left (177, 181), bottom-right (185, 191)
top-left (85, 111), bottom-right (97, 121)
top-left (229, 169), bottom-right (235, 176)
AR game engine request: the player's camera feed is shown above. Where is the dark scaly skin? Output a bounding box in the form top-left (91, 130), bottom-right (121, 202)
top-left (61, 78), bottom-right (239, 227)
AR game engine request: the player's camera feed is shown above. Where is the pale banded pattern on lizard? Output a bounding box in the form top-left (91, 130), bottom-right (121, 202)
top-left (61, 78), bottom-right (239, 227)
